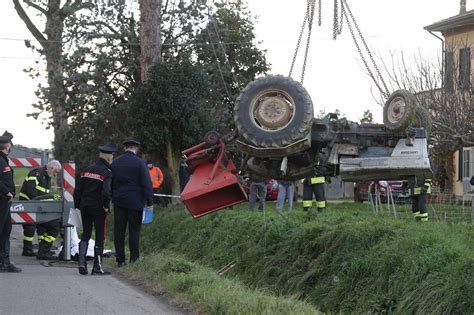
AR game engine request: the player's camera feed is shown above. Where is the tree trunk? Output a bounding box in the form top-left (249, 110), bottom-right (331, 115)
top-left (13, 0), bottom-right (83, 162)
top-left (139, 0), bottom-right (162, 82)
top-left (44, 1), bottom-right (68, 161)
top-left (165, 136), bottom-right (181, 204)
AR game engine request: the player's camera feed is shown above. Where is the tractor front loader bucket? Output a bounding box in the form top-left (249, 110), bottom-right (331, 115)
top-left (180, 137), bottom-right (247, 218)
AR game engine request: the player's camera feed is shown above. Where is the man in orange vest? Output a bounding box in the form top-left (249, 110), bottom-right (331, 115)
top-left (147, 161), bottom-right (165, 207)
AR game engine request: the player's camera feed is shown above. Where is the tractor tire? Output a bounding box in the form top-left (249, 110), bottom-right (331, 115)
top-left (412, 105), bottom-right (432, 137)
top-left (383, 90), bottom-right (416, 132)
top-left (234, 75), bottom-right (314, 148)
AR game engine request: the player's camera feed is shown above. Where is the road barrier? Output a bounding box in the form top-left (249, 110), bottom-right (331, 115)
top-left (10, 162), bottom-right (76, 261)
top-left (9, 157), bottom-right (41, 168)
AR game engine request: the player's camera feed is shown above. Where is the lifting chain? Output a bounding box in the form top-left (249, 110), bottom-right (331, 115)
top-left (333, 0), bottom-right (344, 40)
top-left (289, 0), bottom-right (389, 98)
top-left (341, 0), bottom-right (390, 98)
top-left (318, 0), bottom-right (322, 26)
top-left (289, 0), bottom-right (317, 84)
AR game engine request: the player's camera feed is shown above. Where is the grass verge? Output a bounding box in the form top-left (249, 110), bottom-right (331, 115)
top-left (114, 250), bottom-right (319, 314)
top-left (133, 202), bottom-right (474, 314)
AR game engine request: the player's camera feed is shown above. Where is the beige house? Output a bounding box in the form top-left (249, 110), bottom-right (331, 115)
top-left (424, 2), bottom-right (474, 199)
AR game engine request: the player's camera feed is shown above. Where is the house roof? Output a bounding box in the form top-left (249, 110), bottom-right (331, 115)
top-left (424, 10), bottom-right (474, 33)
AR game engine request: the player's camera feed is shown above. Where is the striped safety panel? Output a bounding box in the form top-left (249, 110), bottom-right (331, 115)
top-left (11, 212), bottom-right (37, 224)
top-left (63, 163), bottom-right (76, 202)
top-left (9, 158), bottom-right (41, 168)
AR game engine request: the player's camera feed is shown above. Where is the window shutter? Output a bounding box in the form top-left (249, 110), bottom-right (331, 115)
top-left (458, 150), bottom-right (463, 181)
top-left (459, 47), bottom-right (471, 90)
top-left (445, 50), bottom-right (454, 91)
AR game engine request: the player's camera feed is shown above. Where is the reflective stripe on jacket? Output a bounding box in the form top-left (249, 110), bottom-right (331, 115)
top-left (19, 166), bottom-right (51, 200)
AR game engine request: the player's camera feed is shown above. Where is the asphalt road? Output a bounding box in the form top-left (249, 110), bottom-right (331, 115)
top-left (0, 225), bottom-right (184, 315)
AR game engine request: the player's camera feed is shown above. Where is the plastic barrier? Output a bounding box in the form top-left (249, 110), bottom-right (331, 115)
top-left (10, 162), bottom-right (76, 260)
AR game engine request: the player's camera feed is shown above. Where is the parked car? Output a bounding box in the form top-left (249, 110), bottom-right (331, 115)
top-left (354, 180), bottom-right (410, 203)
top-left (243, 178), bottom-right (279, 201)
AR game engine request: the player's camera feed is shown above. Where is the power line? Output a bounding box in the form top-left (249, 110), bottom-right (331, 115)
top-left (0, 35), bottom-right (380, 46)
top-left (0, 56), bottom-right (40, 60)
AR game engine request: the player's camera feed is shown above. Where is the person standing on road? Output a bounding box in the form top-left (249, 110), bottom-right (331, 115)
top-left (0, 131), bottom-right (21, 273)
top-left (19, 160), bottom-right (61, 257)
top-left (74, 144), bottom-right (116, 275)
top-left (111, 140), bottom-right (153, 267)
top-left (276, 180), bottom-right (295, 211)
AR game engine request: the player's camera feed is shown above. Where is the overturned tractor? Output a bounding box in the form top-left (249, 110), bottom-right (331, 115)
top-left (181, 75), bottom-right (432, 218)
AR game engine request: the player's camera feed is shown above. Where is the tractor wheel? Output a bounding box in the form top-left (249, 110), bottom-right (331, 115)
top-left (383, 90), bottom-right (416, 132)
top-left (411, 105), bottom-right (432, 136)
top-left (234, 75), bottom-right (314, 148)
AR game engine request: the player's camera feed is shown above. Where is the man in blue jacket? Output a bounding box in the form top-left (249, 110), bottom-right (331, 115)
top-left (111, 139), bottom-right (153, 267)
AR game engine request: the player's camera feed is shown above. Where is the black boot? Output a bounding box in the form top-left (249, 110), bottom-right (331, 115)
top-left (91, 246), bottom-right (110, 275)
top-left (36, 241), bottom-right (58, 260)
top-left (22, 240), bottom-right (36, 257)
top-left (78, 241), bottom-right (88, 275)
top-left (0, 262), bottom-right (22, 273)
top-left (0, 242), bottom-right (21, 273)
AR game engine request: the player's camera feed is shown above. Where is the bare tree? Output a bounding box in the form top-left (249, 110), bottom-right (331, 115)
top-left (379, 49), bottom-right (474, 190)
top-left (13, 0), bottom-right (92, 161)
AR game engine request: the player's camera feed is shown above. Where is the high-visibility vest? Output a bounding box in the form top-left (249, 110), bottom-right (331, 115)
top-left (301, 176), bottom-right (325, 185)
top-left (149, 166), bottom-right (164, 189)
top-left (404, 178), bottom-right (432, 196)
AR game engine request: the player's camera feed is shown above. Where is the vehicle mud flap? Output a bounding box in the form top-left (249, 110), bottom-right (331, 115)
top-left (180, 161), bottom-right (247, 218)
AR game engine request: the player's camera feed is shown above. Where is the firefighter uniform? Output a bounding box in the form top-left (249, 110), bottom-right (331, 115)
top-left (18, 166), bottom-right (52, 256)
top-left (408, 178), bottom-right (432, 222)
top-left (74, 144), bottom-right (116, 275)
top-left (0, 132), bottom-right (21, 272)
top-left (302, 159), bottom-right (326, 212)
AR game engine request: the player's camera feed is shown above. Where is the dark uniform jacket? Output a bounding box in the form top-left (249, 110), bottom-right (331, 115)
top-left (111, 151), bottom-right (153, 211)
top-left (0, 152), bottom-right (14, 201)
top-left (19, 167), bottom-right (51, 200)
top-left (74, 158), bottom-right (112, 212)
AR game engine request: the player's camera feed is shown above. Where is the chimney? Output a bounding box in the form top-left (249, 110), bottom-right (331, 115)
top-left (460, 0), bottom-right (467, 14)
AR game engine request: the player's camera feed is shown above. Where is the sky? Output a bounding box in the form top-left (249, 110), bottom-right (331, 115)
top-left (0, 0), bottom-right (468, 150)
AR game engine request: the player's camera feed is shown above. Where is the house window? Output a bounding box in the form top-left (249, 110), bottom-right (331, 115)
top-left (444, 50), bottom-right (454, 91)
top-left (462, 147), bottom-right (473, 179)
top-left (459, 47), bottom-right (471, 90)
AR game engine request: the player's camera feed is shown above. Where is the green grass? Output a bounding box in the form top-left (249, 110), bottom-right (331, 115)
top-left (13, 167), bottom-right (28, 198)
top-left (127, 202), bottom-right (474, 314)
top-left (117, 250), bottom-right (319, 314)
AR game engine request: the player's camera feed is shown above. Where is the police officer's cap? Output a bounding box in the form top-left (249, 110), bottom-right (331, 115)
top-left (0, 131), bottom-right (13, 144)
top-left (98, 144), bottom-right (117, 154)
top-left (122, 139), bottom-right (140, 147)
